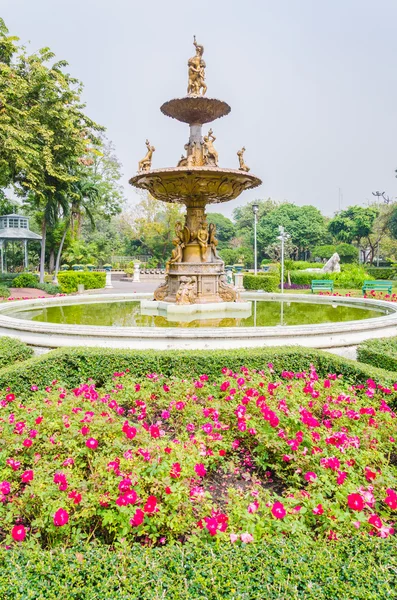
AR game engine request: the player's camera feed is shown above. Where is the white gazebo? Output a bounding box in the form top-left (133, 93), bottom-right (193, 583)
top-left (0, 213), bottom-right (42, 273)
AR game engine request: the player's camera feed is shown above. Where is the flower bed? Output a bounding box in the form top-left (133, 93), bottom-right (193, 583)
top-left (1, 365), bottom-right (396, 547)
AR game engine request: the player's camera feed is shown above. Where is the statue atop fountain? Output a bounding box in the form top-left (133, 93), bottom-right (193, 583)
top-left (129, 38), bottom-right (261, 304)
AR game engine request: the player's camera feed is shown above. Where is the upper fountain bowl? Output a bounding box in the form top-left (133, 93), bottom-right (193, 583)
top-left (129, 166), bottom-right (262, 204)
top-left (160, 96), bottom-right (231, 124)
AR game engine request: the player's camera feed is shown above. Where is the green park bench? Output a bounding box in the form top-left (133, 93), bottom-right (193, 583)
top-left (311, 280), bottom-right (334, 293)
top-left (362, 280), bottom-right (393, 295)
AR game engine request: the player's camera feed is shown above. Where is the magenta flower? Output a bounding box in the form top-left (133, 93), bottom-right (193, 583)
top-left (11, 525), bottom-right (26, 542)
top-left (170, 463), bottom-right (181, 478)
top-left (271, 501), bottom-right (286, 519)
top-left (347, 493), bottom-right (364, 511)
top-left (53, 508), bottom-right (69, 527)
top-left (194, 463), bottom-right (207, 478)
top-left (130, 508), bottom-right (145, 527)
top-left (368, 514), bottom-right (382, 529)
top-left (143, 495), bottom-right (158, 514)
top-left (312, 504), bottom-right (324, 515)
top-left (149, 425), bottom-right (160, 438)
top-left (0, 481), bottom-right (11, 495)
top-left (304, 472), bottom-right (317, 483)
top-left (21, 470), bottom-right (34, 483)
top-left (85, 438), bottom-right (98, 449)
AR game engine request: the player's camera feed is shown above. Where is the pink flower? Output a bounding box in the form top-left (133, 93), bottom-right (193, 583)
top-left (53, 508), bottom-right (69, 527)
top-left (240, 532), bottom-right (254, 543)
top-left (230, 533), bottom-right (238, 543)
top-left (368, 514), bottom-right (382, 529)
top-left (143, 495), bottom-right (158, 513)
top-left (0, 481), bottom-right (10, 495)
top-left (347, 493), bottom-right (364, 511)
top-left (21, 470), bottom-right (34, 483)
top-left (365, 467), bottom-right (377, 482)
top-left (336, 471), bottom-right (347, 485)
top-left (149, 425), bottom-right (160, 438)
top-left (85, 438), bottom-right (98, 449)
top-left (68, 491), bottom-right (82, 505)
top-left (202, 423), bottom-right (213, 434)
top-left (170, 463), bottom-right (181, 478)
top-left (271, 501), bottom-right (286, 519)
top-left (205, 517), bottom-right (218, 536)
top-left (130, 508), bottom-right (145, 527)
top-left (312, 504), bottom-right (324, 515)
top-left (11, 525), bottom-right (26, 542)
top-left (186, 423), bottom-right (195, 432)
top-left (175, 401), bottom-right (185, 410)
top-left (194, 463), bottom-right (207, 478)
top-left (23, 439), bottom-right (32, 447)
top-left (247, 501), bottom-right (259, 514)
top-left (385, 489), bottom-right (397, 510)
top-left (304, 472), bottom-right (317, 483)
top-left (6, 393), bottom-right (15, 402)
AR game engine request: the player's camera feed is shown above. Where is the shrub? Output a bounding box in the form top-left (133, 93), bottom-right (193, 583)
top-left (36, 282), bottom-right (61, 295)
top-left (0, 285), bottom-right (10, 299)
top-left (312, 243), bottom-right (358, 263)
top-left (57, 271), bottom-right (106, 293)
top-left (289, 266), bottom-right (369, 289)
top-left (0, 346), bottom-right (395, 397)
top-left (289, 271), bottom-right (328, 286)
top-left (12, 273), bottom-right (39, 288)
top-left (243, 274), bottom-right (279, 291)
top-left (366, 267), bottom-right (397, 280)
top-left (0, 538), bottom-right (396, 599)
top-left (357, 337), bottom-right (397, 372)
top-left (0, 336), bottom-right (33, 368)
top-left (285, 260), bottom-right (321, 271)
top-left (1, 366), bottom-right (397, 548)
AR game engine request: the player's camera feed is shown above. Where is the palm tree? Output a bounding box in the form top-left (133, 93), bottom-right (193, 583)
top-left (53, 179), bottom-right (99, 282)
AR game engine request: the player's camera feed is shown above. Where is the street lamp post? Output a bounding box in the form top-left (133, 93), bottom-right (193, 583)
top-left (252, 203), bottom-right (259, 275)
top-left (277, 226), bottom-right (290, 295)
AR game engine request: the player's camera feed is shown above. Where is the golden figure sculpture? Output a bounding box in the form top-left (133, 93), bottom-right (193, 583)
top-left (138, 140), bottom-right (155, 172)
top-left (219, 274), bottom-right (238, 302)
top-left (187, 36), bottom-right (207, 96)
top-left (154, 276), bottom-right (169, 301)
top-left (203, 129), bottom-right (218, 166)
top-left (197, 219), bottom-right (209, 261)
top-left (177, 154), bottom-right (188, 167)
top-left (237, 147), bottom-right (250, 172)
top-left (176, 276), bottom-right (197, 304)
top-left (208, 223), bottom-right (222, 261)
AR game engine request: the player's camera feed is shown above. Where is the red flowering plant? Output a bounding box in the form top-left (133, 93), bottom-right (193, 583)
top-left (0, 366), bottom-right (397, 547)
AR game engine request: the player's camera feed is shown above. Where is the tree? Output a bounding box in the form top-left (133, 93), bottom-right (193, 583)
top-left (0, 19), bottom-right (102, 281)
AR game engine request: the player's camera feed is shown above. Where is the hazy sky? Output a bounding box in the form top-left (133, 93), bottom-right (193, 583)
top-left (2, 0), bottom-right (397, 218)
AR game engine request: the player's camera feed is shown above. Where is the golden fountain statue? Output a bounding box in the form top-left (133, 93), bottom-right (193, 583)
top-left (129, 38), bottom-right (261, 304)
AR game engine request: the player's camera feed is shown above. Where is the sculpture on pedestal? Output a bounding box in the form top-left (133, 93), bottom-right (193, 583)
top-left (237, 147), bottom-right (250, 172)
top-left (187, 37), bottom-right (207, 96)
top-left (203, 129), bottom-right (218, 166)
top-left (138, 140), bottom-right (155, 172)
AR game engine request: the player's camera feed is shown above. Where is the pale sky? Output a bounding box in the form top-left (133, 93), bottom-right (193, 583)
top-left (2, 0), bottom-right (397, 218)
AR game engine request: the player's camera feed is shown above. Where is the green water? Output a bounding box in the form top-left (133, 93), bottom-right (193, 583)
top-left (13, 300), bottom-right (387, 328)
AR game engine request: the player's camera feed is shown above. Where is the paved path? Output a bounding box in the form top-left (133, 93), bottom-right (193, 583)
top-left (82, 278), bottom-right (158, 295)
top-left (8, 287), bottom-right (52, 299)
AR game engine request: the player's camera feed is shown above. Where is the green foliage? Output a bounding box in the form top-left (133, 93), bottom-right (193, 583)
top-left (206, 212), bottom-right (235, 242)
top-left (313, 243), bottom-right (358, 263)
top-left (0, 335), bottom-right (33, 368)
top-left (0, 285), bottom-right (10, 298)
top-left (328, 206), bottom-right (378, 245)
top-left (1, 538), bottom-right (396, 599)
top-left (366, 267), bottom-right (397, 280)
top-left (284, 260), bottom-right (321, 271)
top-left (56, 271), bottom-right (106, 293)
top-left (289, 266), bottom-right (369, 289)
top-left (12, 273), bottom-right (39, 288)
top-left (35, 282), bottom-right (61, 295)
top-left (243, 274), bottom-right (280, 291)
top-left (357, 336), bottom-right (397, 372)
top-left (0, 345), bottom-right (395, 396)
top-left (219, 246), bottom-right (253, 267)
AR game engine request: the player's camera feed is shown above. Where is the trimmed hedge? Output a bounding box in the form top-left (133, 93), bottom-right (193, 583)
top-left (243, 274), bottom-right (279, 291)
top-left (0, 285), bottom-right (10, 299)
top-left (13, 273), bottom-right (39, 287)
top-left (0, 538), bottom-right (396, 599)
top-left (57, 271), bottom-right (106, 293)
top-left (366, 266), bottom-right (397, 280)
top-left (0, 345), bottom-right (396, 396)
top-left (357, 336), bottom-right (397, 372)
top-left (0, 336), bottom-right (33, 369)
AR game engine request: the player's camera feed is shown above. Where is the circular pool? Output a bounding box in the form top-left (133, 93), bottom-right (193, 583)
top-left (0, 292), bottom-right (396, 351)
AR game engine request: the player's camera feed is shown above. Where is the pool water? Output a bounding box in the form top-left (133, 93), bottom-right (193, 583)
top-left (13, 300), bottom-right (387, 328)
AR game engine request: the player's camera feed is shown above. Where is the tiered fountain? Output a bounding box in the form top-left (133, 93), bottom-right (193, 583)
top-left (129, 37), bottom-right (261, 311)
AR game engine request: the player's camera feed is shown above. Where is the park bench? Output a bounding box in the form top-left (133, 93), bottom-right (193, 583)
top-left (311, 279), bottom-right (334, 293)
top-left (362, 280), bottom-right (393, 295)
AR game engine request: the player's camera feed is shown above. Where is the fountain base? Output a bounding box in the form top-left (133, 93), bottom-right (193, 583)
top-left (141, 299), bottom-right (252, 322)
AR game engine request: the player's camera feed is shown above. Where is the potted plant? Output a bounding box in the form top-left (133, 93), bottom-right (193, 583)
top-left (72, 264), bottom-right (83, 271)
top-left (103, 263), bottom-right (112, 272)
top-left (86, 264), bottom-right (96, 272)
top-left (60, 264), bottom-right (70, 271)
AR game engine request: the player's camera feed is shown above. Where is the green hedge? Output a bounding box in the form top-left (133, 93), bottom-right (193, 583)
top-left (0, 345), bottom-right (395, 396)
top-left (366, 267), bottom-right (397, 280)
top-left (289, 266), bottom-right (369, 289)
top-left (357, 336), bottom-right (397, 372)
top-left (0, 336), bottom-right (33, 369)
top-left (0, 538), bottom-right (396, 599)
top-left (13, 273), bottom-right (39, 287)
top-left (0, 285), bottom-right (10, 299)
top-left (57, 271), bottom-right (106, 293)
top-left (243, 274), bottom-right (279, 291)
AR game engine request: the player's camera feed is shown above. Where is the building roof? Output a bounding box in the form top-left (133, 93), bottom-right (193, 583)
top-left (1, 213), bottom-right (29, 219)
top-left (0, 228), bottom-right (42, 241)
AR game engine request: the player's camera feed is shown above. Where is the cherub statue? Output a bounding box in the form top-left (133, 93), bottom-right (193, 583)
top-left (176, 276), bottom-right (197, 305)
top-left (208, 223), bottom-right (222, 261)
top-left (203, 129), bottom-right (218, 166)
top-left (237, 147), bottom-right (250, 172)
top-left (197, 219), bottom-right (209, 261)
top-left (187, 36), bottom-right (207, 96)
top-left (138, 140), bottom-right (155, 172)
